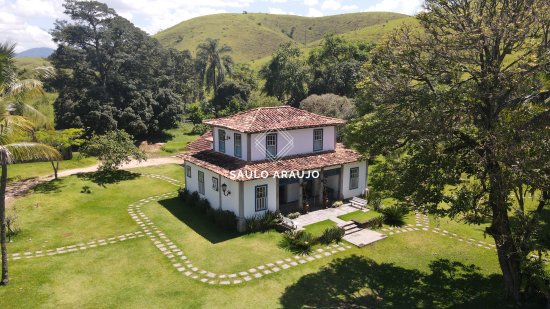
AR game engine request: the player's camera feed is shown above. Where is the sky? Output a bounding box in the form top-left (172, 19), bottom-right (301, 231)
top-left (0, 0), bottom-right (424, 52)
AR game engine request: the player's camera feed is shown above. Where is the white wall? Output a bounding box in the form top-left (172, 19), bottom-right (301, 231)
top-left (243, 177), bottom-right (277, 218)
top-left (286, 182), bottom-right (300, 203)
top-left (212, 127), bottom-right (249, 161)
top-left (184, 162), bottom-right (221, 209)
top-left (219, 175), bottom-right (239, 214)
top-left (250, 126), bottom-right (336, 161)
top-left (342, 161), bottom-right (367, 199)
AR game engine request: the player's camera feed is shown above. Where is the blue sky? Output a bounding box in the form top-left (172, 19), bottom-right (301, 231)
top-left (0, 0), bottom-right (423, 52)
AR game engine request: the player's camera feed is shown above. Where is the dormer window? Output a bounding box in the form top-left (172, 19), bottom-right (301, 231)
top-left (266, 133), bottom-right (277, 159)
top-left (218, 129), bottom-right (226, 153)
top-left (313, 128), bottom-right (323, 152)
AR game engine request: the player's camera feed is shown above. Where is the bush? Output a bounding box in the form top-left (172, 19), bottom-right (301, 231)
top-left (370, 196), bottom-right (382, 212)
top-left (364, 216), bottom-right (385, 229)
top-left (332, 200), bottom-right (344, 208)
top-left (317, 226), bottom-right (345, 245)
top-left (287, 212), bottom-right (301, 219)
top-left (178, 187), bottom-right (190, 202)
top-left (245, 211), bottom-right (280, 233)
top-left (197, 197), bottom-right (211, 213)
top-left (191, 124), bottom-right (209, 135)
top-left (189, 191), bottom-right (201, 206)
top-left (213, 209), bottom-right (238, 231)
top-left (381, 205), bottom-right (408, 226)
top-left (279, 230), bottom-right (315, 255)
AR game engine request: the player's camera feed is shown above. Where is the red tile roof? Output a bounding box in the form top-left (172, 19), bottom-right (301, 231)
top-left (178, 143), bottom-right (363, 181)
top-left (203, 106), bottom-right (346, 133)
top-left (186, 131), bottom-right (213, 152)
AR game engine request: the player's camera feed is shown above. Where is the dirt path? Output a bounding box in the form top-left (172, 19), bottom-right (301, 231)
top-left (6, 156), bottom-right (184, 204)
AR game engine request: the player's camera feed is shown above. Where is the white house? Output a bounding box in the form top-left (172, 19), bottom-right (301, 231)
top-left (180, 106), bottom-right (367, 231)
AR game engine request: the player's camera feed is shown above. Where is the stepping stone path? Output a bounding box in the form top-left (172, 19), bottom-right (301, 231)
top-left (9, 173), bottom-right (548, 283)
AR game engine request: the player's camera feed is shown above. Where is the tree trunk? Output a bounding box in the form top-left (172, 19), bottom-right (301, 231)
top-left (51, 160), bottom-right (59, 180)
top-left (486, 154), bottom-right (521, 303)
top-left (1, 163), bottom-right (8, 285)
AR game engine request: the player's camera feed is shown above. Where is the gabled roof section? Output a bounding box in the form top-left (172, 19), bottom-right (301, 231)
top-left (203, 106), bottom-right (346, 133)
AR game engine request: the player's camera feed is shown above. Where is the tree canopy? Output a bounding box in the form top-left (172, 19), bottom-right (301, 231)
top-left (345, 0), bottom-right (549, 303)
top-left (50, 0), bottom-right (198, 138)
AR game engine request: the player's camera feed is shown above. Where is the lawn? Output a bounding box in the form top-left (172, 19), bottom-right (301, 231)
top-left (303, 219), bottom-right (336, 237)
top-left (8, 154), bottom-right (97, 183)
top-left (0, 163), bottom-right (545, 308)
top-left (7, 164), bottom-right (182, 253)
top-left (338, 209), bottom-right (383, 222)
top-left (155, 123), bottom-right (200, 156)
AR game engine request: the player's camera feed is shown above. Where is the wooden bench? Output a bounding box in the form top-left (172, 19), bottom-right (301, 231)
top-left (350, 196), bottom-right (368, 209)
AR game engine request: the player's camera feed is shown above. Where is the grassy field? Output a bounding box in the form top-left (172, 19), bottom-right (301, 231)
top-left (303, 219), bottom-right (337, 237)
top-left (338, 209), bottom-right (383, 222)
top-left (155, 12), bottom-right (409, 63)
top-left (0, 163), bottom-right (546, 308)
top-left (8, 154), bottom-right (97, 183)
top-left (157, 123), bottom-right (200, 156)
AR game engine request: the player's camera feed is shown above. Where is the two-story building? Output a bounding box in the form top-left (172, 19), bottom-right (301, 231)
top-left (181, 106), bottom-right (367, 231)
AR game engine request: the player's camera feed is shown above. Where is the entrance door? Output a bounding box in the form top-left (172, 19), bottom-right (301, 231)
top-left (279, 185), bottom-right (287, 204)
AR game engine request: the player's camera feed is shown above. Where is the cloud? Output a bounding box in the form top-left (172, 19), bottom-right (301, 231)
top-left (307, 8), bottom-right (323, 17)
top-left (268, 7), bottom-right (296, 15)
top-left (304, 0), bottom-right (318, 6)
top-left (321, 0), bottom-right (342, 11)
top-left (0, 11), bottom-right (56, 52)
top-left (364, 0), bottom-right (423, 15)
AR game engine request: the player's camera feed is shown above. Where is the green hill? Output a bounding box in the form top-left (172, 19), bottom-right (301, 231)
top-left (154, 12), bottom-right (413, 63)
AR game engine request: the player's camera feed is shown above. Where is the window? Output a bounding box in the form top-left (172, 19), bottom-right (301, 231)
top-left (212, 177), bottom-right (218, 191)
top-left (255, 185), bottom-right (268, 211)
top-left (234, 133), bottom-right (242, 158)
top-left (349, 167), bottom-right (359, 190)
top-left (266, 133), bottom-right (277, 159)
top-left (198, 171), bottom-right (205, 194)
top-left (186, 165), bottom-right (191, 178)
top-left (313, 128), bottom-right (323, 152)
top-left (218, 129), bottom-right (226, 153)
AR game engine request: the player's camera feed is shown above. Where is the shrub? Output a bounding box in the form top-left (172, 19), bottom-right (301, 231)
top-left (197, 197), bottom-right (211, 213)
top-left (245, 211), bottom-right (280, 233)
top-left (332, 200), bottom-right (344, 208)
top-left (370, 196), bottom-right (382, 212)
top-left (191, 124), bottom-right (209, 135)
top-left (381, 205), bottom-right (408, 226)
top-left (287, 212), bottom-right (301, 219)
top-left (279, 230), bottom-right (315, 255)
top-left (178, 187), bottom-right (190, 202)
top-left (364, 216), bottom-right (385, 229)
top-left (317, 226), bottom-right (345, 245)
top-left (213, 209), bottom-right (238, 231)
top-left (189, 191), bottom-right (201, 206)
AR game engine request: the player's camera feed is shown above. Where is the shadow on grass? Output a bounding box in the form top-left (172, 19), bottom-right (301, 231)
top-left (32, 179), bottom-right (64, 194)
top-left (77, 170), bottom-right (140, 187)
top-left (279, 255), bottom-right (529, 309)
top-left (158, 197), bottom-right (240, 244)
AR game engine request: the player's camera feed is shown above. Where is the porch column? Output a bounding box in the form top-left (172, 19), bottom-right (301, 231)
top-left (237, 181), bottom-right (246, 232)
top-left (318, 168), bottom-right (325, 206)
top-left (298, 178), bottom-right (303, 210)
top-left (338, 164), bottom-right (344, 200)
top-left (365, 161), bottom-right (369, 199)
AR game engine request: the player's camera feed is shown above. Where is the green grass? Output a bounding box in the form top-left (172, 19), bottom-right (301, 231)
top-left (0, 163), bottom-right (542, 308)
top-left (14, 57), bottom-right (51, 77)
top-left (155, 12), bottom-right (409, 63)
top-left (338, 209), bottom-right (383, 222)
top-left (303, 219), bottom-right (336, 237)
top-left (7, 164), bottom-right (183, 253)
top-left (143, 198), bottom-right (294, 274)
top-left (156, 123), bottom-right (200, 156)
top-left (8, 154), bottom-right (97, 183)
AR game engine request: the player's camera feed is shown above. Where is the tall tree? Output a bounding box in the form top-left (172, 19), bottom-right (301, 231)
top-left (196, 38), bottom-right (233, 93)
top-left (50, 0), bottom-right (196, 138)
top-left (0, 42), bottom-right (60, 285)
top-left (260, 42), bottom-right (310, 106)
top-left (346, 0), bottom-right (549, 303)
top-left (308, 35), bottom-right (372, 97)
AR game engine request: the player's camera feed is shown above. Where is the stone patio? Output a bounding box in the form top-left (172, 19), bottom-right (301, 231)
top-left (291, 204), bottom-right (361, 228)
top-left (343, 229), bottom-right (387, 247)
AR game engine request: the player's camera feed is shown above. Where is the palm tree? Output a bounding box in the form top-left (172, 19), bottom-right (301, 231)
top-left (0, 42), bottom-right (60, 285)
top-left (196, 38), bottom-right (234, 93)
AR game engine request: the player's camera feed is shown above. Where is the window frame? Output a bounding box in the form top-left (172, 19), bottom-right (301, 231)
top-left (186, 165), bottom-right (191, 178)
top-left (349, 167), bottom-right (359, 190)
top-left (266, 133), bottom-right (277, 159)
top-left (234, 133), bottom-right (242, 158)
top-left (255, 185), bottom-right (268, 212)
top-left (212, 177), bottom-right (218, 192)
top-left (313, 128), bottom-right (324, 152)
top-left (218, 129), bottom-right (226, 153)
top-left (198, 171), bottom-right (205, 195)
